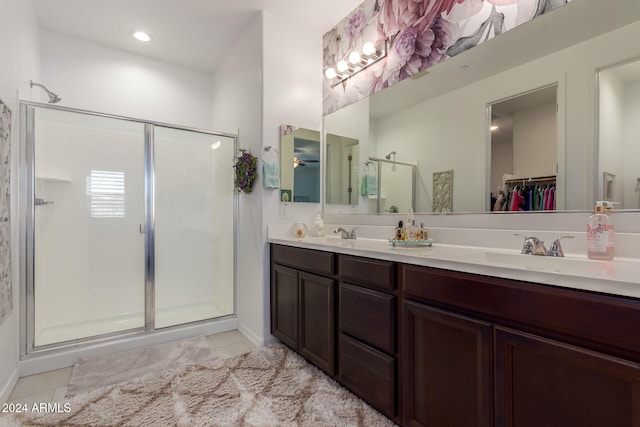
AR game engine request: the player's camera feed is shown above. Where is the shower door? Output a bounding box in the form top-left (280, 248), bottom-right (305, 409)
top-left (29, 107), bottom-right (147, 347)
top-left (24, 104), bottom-right (237, 351)
top-left (153, 126), bottom-right (235, 328)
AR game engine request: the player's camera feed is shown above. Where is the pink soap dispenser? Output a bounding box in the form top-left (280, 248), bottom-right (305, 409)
top-left (587, 201), bottom-right (614, 260)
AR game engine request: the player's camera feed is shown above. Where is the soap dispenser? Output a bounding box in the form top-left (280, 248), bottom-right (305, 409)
top-left (587, 201), bottom-right (614, 260)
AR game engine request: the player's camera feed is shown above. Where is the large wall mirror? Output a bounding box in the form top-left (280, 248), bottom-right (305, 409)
top-left (322, 1), bottom-right (640, 215)
top-left (280, 124), bottom-right (320, 203)
top-left (597, 57), bottom-right (640, 209)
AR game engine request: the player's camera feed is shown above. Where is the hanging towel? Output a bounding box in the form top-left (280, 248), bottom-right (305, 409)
top-left (262, 161), bottom-right (280, 189)
top-left (360, 163), bottom-right (377, 196)
top-left (361, 174), bottom-right (378, 196)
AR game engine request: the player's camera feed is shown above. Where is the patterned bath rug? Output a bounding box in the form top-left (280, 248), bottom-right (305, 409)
top-left (3, 343), bottom-right (396, 426)
top-left (66, 335), bottom-right (215, 397)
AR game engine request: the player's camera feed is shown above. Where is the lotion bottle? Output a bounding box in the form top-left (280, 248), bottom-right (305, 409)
top-left (587, 201), bottom-right (614, 260)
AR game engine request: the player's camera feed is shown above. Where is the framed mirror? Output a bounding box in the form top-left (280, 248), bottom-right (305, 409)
top-left (279, 124), bottom-right (320, 203)
top-left (322, 1), bottom-right (640, 215)
top-left (597, 57), bottom-right (640, 209)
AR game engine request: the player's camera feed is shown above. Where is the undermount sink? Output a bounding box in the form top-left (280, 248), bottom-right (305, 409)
top-left (452, 251), bottom-right (609, 276)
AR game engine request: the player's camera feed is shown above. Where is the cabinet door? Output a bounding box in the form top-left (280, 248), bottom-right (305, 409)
top-left (271, 264), bottom-right (299, 349)
top-left (403, 301), bottom-right (493, 427)
top-left (495, 326), bottom-right (640, 427)
top-left (299, 271), bottom-right (335, 375)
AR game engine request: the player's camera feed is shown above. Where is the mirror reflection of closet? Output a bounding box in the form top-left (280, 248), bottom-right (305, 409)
top-left (325, 134), bottom-right (360, 205)
top-left (279, 125), bottom-right (320, 203)
top-left (597, 57), bottom-right (640, 209)
top-left (489, 84), bottom-right (558, 212)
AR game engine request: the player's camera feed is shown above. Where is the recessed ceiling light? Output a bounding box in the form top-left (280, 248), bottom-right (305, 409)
top-left (132, 31), bottom-right (152, 42)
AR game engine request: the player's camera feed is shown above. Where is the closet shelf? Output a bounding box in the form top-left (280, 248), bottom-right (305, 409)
top-left (504, 175), bottom-right (556, 185)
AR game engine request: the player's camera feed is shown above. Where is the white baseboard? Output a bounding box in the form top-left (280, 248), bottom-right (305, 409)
top-left (0, 368), bottom-right (19, 404)
top-left (237, 323), bottom-right (265, 348)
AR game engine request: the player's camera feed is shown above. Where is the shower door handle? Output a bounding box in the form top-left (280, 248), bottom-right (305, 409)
top-left (35, 197), bottom-right (53, 206)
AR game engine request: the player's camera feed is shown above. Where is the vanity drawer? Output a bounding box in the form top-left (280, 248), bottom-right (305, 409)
top-left (339, 334), bottom-right (396, 418)
top-left (401, 263), bottom-right (640, 362)
top-left (271, 244), bottom-right (334, 276)
top-left (338, 255), bottom-right (395, 290)
top-left (340, 283), bottom-right (395, 354)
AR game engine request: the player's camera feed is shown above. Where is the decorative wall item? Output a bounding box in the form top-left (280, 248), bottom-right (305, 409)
top-left (233, 149), bottom-right (258, 194)
top-left (0, 98), bottom-right (12, 325)
top-left (433, 169), bottom-right (453, 213)
top-left (323, 0), bottom-right (572, 115)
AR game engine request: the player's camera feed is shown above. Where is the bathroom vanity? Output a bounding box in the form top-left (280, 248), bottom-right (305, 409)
top-left (269, 237), bottom-right (640, 427)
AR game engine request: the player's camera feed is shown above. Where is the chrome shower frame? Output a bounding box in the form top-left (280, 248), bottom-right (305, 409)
top-left (18, 101), bottom-right (239, 360)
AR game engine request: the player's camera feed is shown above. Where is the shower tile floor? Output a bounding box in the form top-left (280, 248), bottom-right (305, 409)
top-left (6, 330), bottom-right (255, 405)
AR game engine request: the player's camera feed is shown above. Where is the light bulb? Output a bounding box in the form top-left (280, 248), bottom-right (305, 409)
top-left (362, 41), bottom-right (375, 56)
top-left (325, 67), bottom-right (337, 79)
top-left (490, 125), bottom-right (498, 131)
top-left (337, 60), bottom-right (348, 73)
top-left (349, 51), bottom-right (361, 64)
top-left (132, 31), bottom-right (152, 42)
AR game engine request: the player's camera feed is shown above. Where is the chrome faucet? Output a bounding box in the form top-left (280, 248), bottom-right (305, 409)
top-left (334, 227), bottom-right (356, 240)
top-left (546, 236), bottom-right (574, 257)
top-left (519, 236), bottom-right (547, 255)
top-left (516, 234), bottom-right (574, 257)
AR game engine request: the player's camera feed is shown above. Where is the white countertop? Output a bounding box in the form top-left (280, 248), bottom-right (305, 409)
top-left (268, 228), bottom-right (640, 299)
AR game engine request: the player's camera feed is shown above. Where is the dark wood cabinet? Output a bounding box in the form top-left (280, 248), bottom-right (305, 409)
top-left (339, 334), bottom-right (396, 418)
top-left (270, 245), bottom-right (336, 375)
top-left (403, 301), bottom-right (493, 427)
top-left (495, 326), bottom-right (640, 427)
top-left (299, 272), bottom-right (335, 374)
top-left (271, 244), bottom-right (640, 427)
top-left (271, 264), bottom-right (299, 349)
top-left (337, 255), bottom-right (398, 420)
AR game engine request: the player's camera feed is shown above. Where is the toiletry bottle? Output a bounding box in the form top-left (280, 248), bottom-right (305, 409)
top-left (420, 222), bottom-right (427, 240)
top-left (587, 201), bottom-right (614, 260)
top-left (409, 220), bottom-right (416, 241)
top-left (396, 221), bottom-right (404, 240)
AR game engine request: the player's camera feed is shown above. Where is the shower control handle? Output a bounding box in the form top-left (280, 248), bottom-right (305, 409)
top-left (35, 197), bottom-right (53, 206)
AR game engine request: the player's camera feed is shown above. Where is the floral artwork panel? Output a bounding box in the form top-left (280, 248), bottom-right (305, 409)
top-left (323, 0), bottom-right (572, 115)
top-left (0, 98), bottom-right (12, 325)
top-left (433, 169), bottom-right (453, 213)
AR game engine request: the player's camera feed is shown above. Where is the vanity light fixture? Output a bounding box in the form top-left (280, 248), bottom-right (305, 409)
top-left (132, 31), bottom-right (152, 42)
top-left (325, 39), bottom-right (388, 87)
top-left (490, 125), bottom-right (499, 131)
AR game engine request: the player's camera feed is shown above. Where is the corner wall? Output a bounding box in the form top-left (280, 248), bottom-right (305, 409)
top-left (0, 0), bottom-right (40, 403)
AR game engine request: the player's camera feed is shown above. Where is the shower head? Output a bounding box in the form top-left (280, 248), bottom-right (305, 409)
top-left (30, 80), bottom-right (62, 104)
top-left (385, 151), bottom-right (396, 160)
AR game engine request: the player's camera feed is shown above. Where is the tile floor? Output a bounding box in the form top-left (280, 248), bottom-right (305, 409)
top-left (7, 330), bottom-right (255, 406)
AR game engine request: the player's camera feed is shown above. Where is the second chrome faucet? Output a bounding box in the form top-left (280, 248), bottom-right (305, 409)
top-left (517, 234), bottom-right (574, 257)
top-left (334, 227), bottom-right (356, 240)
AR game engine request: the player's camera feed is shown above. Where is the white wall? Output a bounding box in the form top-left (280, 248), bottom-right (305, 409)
top-left (0, 0), bottom-right (40, 403)
top-left (210, 14), bottom-right (264, 345)
top-left (513, 103), bottom-right (556, 178)
top-left (40, 30), bottom-right (214, 129)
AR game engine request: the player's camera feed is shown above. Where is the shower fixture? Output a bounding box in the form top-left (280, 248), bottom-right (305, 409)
top-left (385, 151), bottom-right (396, 160)
top-left (30, 80), bottom-right (62, 103)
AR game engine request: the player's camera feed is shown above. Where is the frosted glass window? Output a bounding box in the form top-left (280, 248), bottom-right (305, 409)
top-left (86, 170), bottom-right (125, 218)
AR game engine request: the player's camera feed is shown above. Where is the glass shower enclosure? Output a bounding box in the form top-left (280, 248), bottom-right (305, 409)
top-left (20, 103), bottom-right (236, 353)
